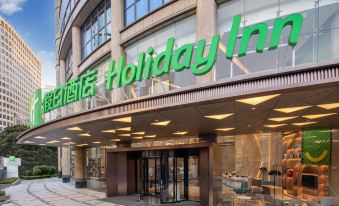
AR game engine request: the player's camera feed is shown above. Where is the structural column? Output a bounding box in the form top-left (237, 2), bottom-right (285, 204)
top-left (74, 147), bottom-right (87, 188)
top-left (196, 0), bottom-right (217, 85)
top-left (110, 0), bottom-right (125, 103)
top-left (71, 26), bottom-right (82, 113)
top-left (61, 147), bottom-right (71, 183)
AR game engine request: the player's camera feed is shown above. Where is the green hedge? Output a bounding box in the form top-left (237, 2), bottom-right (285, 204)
top-left (0, 191), bottom-right (5, 196)
top-left (0, 177), bottom-right (18, 184)
top-left (20, 175), bottom-right (53, 180)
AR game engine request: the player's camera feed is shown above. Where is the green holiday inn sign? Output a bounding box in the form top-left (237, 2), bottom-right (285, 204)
top-left (30, 13), bottom-right (303, 128)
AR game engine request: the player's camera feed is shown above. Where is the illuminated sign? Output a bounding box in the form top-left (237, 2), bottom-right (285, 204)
top-left (31, 13), bottom-right (303, 127)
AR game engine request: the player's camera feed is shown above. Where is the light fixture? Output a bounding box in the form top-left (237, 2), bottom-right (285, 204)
top-left (38, 144), bottom-right (46, 146)
top-left (292, 121), bottom-right (317, 126)
top-left (112, 116), bottom-right (132, 123)
top-left (144, 135), bottom-right (156, 138)
top-left (34, 136), bottom-right (46, 139)
top-left (46, 140), bottom-right (60, 144)
top-left (102, 129), bottom-right (116, 133)
top-left (24, 141), bottom-right (34, 144)
top-left (132, 131), bottom-right (145, 135)
top-left (67, 142), bottom-right (76, 144)
top-left (215, 128), bottom-right (234, 132)
top-left (93, 141), bottom-right (101, 144)
top-left (274, 106), bottom-right (311, 113)
top-left (236, 94), bottom-right (280, 106)
top-left (76, 143), bottom-right (88, 147)
top-left (317, 103), bottom-right (339, 110)
top-left (61, 137), bottom-right (71, 140)
top-left (78, 133), bottom-right (91, 137)
top-left (303, 113), bottom-right (337, 119)
top-left (119, 133), bottom-right (131, 137)
top-left (132, 137), bottom-right (143, 140)
top-left (66, 127), bottom-right (82, 131)
top-left (110, 139), bottom-right (121, 142)
top-left (151, 120), bottom-right (171, 126)
top-left (264, 124), bottom-right (287, 128)
top-left (204, 113), bottom-right (234, 120)
top-left (173, 131), bottom-right (188, 135)
top-left (268, 116), bottom-right (298, 122)
top-left (116, 127), bottom-right (131, 131)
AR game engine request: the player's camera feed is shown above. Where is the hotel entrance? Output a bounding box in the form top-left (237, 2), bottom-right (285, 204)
top-left (139, 149), bottom-right (200, 204)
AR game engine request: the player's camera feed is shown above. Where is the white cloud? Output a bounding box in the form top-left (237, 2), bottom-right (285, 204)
top-left (37, 50), bottom-right (56, 87)
top-left (0, 0), bottom-right (26, 15)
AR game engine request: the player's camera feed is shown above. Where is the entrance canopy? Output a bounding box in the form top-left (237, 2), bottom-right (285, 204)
top-left (17, 82), bottom-right (339, 147)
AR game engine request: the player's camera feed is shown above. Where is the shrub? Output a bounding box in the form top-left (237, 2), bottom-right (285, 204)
top-left (36, 165), bottom-right (50, 175)
top-left (24, 170), bottom-right (33, 176)
top-left (32, 168), bottom-right (41, 176)
top-left (48, 166), bottom-right (56, 175)
top-left (0, 191), bottom-right (5, 196)
top-left (20, 175), bottom-right (52, 180)
top-left (0, 177), bottom-right (18, 184)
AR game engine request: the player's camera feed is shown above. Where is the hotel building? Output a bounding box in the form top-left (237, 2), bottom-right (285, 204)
top-left (17, 0), bottom-right (339, 205)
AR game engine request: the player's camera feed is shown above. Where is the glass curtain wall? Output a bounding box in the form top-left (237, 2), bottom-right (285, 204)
top-left (60, 0), bottom-right (79, 34)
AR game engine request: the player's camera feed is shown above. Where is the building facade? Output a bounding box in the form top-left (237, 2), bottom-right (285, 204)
top-left (17, 0), bottom-right (339, 205)
top-left (0, 17), bottom-right (41, 130)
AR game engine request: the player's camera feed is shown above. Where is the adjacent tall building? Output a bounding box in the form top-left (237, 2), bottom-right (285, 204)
top-left (0, 17), bottom-right (41, 130)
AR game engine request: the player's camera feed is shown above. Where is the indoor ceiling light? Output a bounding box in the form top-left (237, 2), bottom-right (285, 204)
top-left (102, 129), bottom-right (116, 133)
top-left (34, 136), bottom-right (46, 139)
top-left (317, 103), bottom-right (339, 110)
top-left (303, 113), bottom-right (336, 119)
top-left (274, 106), bottom-right (311, 113)
top-left (78, 133), bottom-right (91, 137)
top-left (93, 141), bottom-right (101, 144)
top-left (292, 121), bottom-right (317, 126)
top-left (116, 127), bottom-right (131, 131)
top-left (151, 120), bottom-right (171, 126)
top-left (204, 113), bottom-right (234, 120)
top-left (173, 131), bottom-right (188, 135)
top-left (66, 127), bottom-right (82, 131)
top-left (236, 94), bottom-right (280, 105)
top-left (110, 139), bottom-right (120, 142)
top-left (119, 133), bottom-right (131, 137)
top-left (144, 135), bottom-right (156, 138)
top-left (264, 124), bottom-right (287, 128)
top-left (215, 128), bottom-right (234, 132)
top-left (132, 137), bottom-right (143, 140)
top-left (61, 137), bottom-right (71, 140)
top-left (132, 131), bottom-right (145, 135)
top-left (268, 116), bottom-right (298, 122)
top-left (112, 116), bottom-right (132, 123)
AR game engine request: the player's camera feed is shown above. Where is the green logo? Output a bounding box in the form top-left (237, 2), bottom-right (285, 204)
top-left (303, 128), bottom-right (331, 165)
top-left (29, 88), bottom-right (43, 128)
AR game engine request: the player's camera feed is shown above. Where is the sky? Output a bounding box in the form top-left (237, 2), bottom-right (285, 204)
top-left (0, 0), bottom-right (56, 87)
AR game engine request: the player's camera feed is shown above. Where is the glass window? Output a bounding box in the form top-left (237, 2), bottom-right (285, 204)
top-left (124, 0), bottom-right (173, 26)
top-left (81, 0), bottom-right (111, 60)
top-left (65, 47), bottom-right (72, 81)
top-left (60, 0), bottom-right (79, 33)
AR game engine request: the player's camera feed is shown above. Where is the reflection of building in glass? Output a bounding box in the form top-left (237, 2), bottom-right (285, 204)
top-left (17, 0), bottom-right (339, 205)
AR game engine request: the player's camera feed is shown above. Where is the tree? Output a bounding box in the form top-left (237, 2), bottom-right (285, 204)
top-left (0, 125), bottom-right (57, 175)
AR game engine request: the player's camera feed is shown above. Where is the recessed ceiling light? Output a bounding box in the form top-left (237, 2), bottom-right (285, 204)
top-left (119, 133), bottom-right (131, 137)
top-left (93, 141), bottom-right (101, 144)
top-left (76, 143), bottom-right (89, 147)
top-left (268, 116), bottom-right (298, 122)
top-left (102, 129), bottom-right (116, 133)
top-left (78, 133), bottom-right (91, 137)
top-left (112, 116), bottom-right (132, 123)
top-left (110, 139), bottom-right (120, 142)
top-left (132, 137), bottom-right (143, 140)
top-left (274, 106), bottom-right (311, 113)
top-left (317, 103), bottom-right (339, 110)
top-left (66, 127), bottom-right (82, 131)
top-left (144, 135), bottom-right (156, 138)
top-left (34, 136), bottom-right (46, 139)
top-left (215, 128), bottom-right (234, 132)
top-left (116, 127), bottom-right (131, 131)
top-left (67, 142), bottom-right (76, 144)
top-left (292, 121), bottom-right (317, 126)
top-left (264, 124), bottom-right (287, 128)
top-left (46, 140), bottom-right (60, 144)
top-left (204, 113), bottom-right (234, 120)
top-left (61, 137), bottom-right (71, 140)
top-left (303, 113), bottom-right (336, 119)
top-left (236, 94), bottom-right (280, 106)
top-left (38, 144), bottom-right (46, 146)
top-left (24, 141), bottom-right (34, 144)
top-left (132, 131), bottom-right (145, 135)
top-left (151, 120), bottom-right (171, 126)
top-left (173, 131), bottom-right (188, 135)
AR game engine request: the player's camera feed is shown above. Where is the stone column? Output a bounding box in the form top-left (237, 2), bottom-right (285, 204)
top-left (61, 147), bottom-right (71, 183)
top-left (110, 0), bottom-right (125, 103)
top-left (58, 147), bottom-right (62, 178)
top-left (71, 26), bottom-right (82, 113)
top-left (196, 0), bottom-right (217, 85)
top-left (74, 147), bottom-right (87, 188)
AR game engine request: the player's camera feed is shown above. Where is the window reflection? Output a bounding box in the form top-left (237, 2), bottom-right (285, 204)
top-left (60, 0), bottom-right (79, 34)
